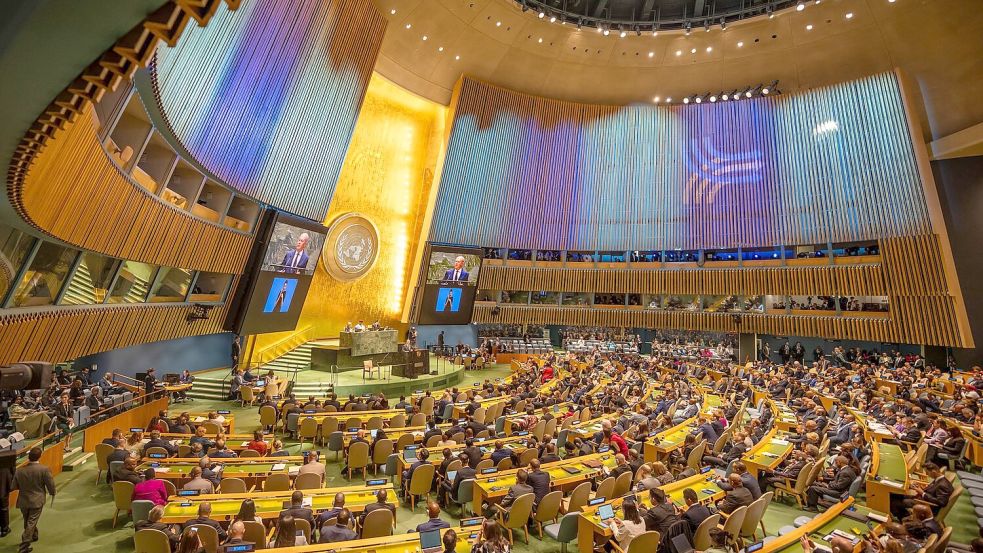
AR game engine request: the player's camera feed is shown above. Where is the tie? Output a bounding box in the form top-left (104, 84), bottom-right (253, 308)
top-left (454, 270), bottom-right (459, 280)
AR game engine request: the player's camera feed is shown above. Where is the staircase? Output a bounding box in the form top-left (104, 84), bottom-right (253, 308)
top-left (62, 445), bottom-right (93, 472)
top-left (61, 262), bottom-right (100, 305)
top-left (188, 342), bottom-right (330, 401)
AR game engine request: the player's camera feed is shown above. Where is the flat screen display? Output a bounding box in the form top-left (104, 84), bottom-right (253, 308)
top-left (238, 211), bottom-right (328, 334)
top-left (417, 245), bottom-right (483, 325)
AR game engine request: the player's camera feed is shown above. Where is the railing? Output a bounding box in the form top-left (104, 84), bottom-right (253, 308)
top-left (248, 325), bottom-right (315, 367)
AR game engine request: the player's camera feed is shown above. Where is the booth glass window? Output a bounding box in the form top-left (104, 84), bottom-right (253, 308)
top-left (0, 224), bottom-right (36, 300)
top-left (108, 260), bottom-right (158, 303)
top-left (150, 267), bottom-right (192, 302)
top-left (61, 252), bottom-right (120, 305)
top-left (12, 242), bottom-right (77, 307)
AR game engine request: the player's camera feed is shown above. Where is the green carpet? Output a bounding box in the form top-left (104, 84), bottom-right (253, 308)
top-left (7, 369), bottom-right (981, 552)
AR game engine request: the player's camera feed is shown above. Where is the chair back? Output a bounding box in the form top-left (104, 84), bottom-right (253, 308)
top-left (366, 416), bottom-right (383, 430)
top-left (931, 527), bottom-right (953, 553)
top-left (534, 490), bottom-right (563, 523)
top-left (348, 441), bottom-right (370, 471)
top-left (345, 417), bottom-right (363, 430)
top-left (693, 513), bottom-right (721, 550)
top-left (920, 534), bottom-right (939, 553)
top-left (327, 431), bottom-right (345, 454)
top-left (384, 453), bottom-right (400, 476)
top-left (294, 518), bottom-right (312, 543)
top-left (319, 416), bottom-right (336, 438)
top-left (626, 530), bottom-right (661, 553)
top-left (95, 442), bottom-right (114, 471)
top-left (740, 492), bottom-right (771, 538)
top-left (134, 529), bottom-right (172, 553)
top-left (420, 396), bottom-right (435, 415)
top-left (806, 461), bottom-right (825, 488)
top-left (594, 476), bottom-right (615, 500)
top-left (259, 405), bottom-right (277, 428)
top-left (178, 445), bottom-right (192, 458)
top-left (240, 387), bottom-right (256, 404)
top-left (720, 505), bottom-right (748, 543)
top-left (450, 432), bottom-right (465, 444)
top-left (686, 440), bottom-right (707, 471)
top-left (145, 446), bottom-right (169, 458)
top-left (455, 479), bottom-right (475, 505)
top-left (299, 417), bottom-right (319, 441)
top-left (162, 479), bottom-right (176, 498)
top-left (544, 418), bottom-right (558, 438)
top-left (295, 471), bottom-right (322, 490)
top-left (113, 480), bottom-right (134, 510)
top-left (373, 439), bottom-right (394, 465)
top-left (613, 471), bottom-right (633, 497)
top-left (239, 449), bottom-right (260, 457)
top-left (937, 484), bottom-right (962, 526)
top-left (533, 420), bottom-right (548, 440)
top-left (473, 407), bottom-right (487, 425)
top-left (390, 413), bottom-right (406, 428)
top-left (220, 477), bottom-right (247, 493)
top-left (425, 434), bottom-right (441, 447)
top-left (553, 512), bottom-right (580, 541)
top-left (504, 493), bottom-right (535, 531)
top-left (580, 408), bottom-right (591, 422)
top-left (793, 461), bottom-right (815, 493)
top-left (131, 499), bottom-right (156, 523)
top-left (264, 472), bottom-right (291, 491)
top-left (409, 463), bottom-right (436, 496)
top-left (361, 508), bottom-right (394, 538)
top-left (565, 481), bottom-right (591, 513)
top-left (396, 432), bottom-right (416, 451)
top-left (497, 457), bottom-right (513, 471)
top-left (188, 523), bottom-right (219, 553)
top-left (517, 448), bottom-right (538, 467)
top-left (242, 521), bottom-right (266, 549)
top-left (410, 413), bottom-right (427, 427)
top-left (515, 399), bottom-right (527, 413)
top-left (475, 458), bottom-right (494, 472)
top-left (200, 422), bottom-right (222, 434)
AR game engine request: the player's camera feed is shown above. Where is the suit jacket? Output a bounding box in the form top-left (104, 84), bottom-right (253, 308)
top-left (281, 250), bottom-right (310, 273)
top-left (827, 466), bottom-right (857, 493)
top-left (144, 438), bottom-right (177, 456)
top-left (320, 523), bottom-right (357, 543)
top-left (527, 470), bottom-right (551, 505)
top-left (116, 467), bottom-right (145, 486)
top-left (442, 268), bottom-right (469, 282)
top-left (683, 503), bottom-right (712, 531)
top-left (280, 505), bottom-right (315, 528)
top-left (416, 517), bottom-right (451, 532)
top-left (360, 501), bottom-right (395, 525)
top-left (922, 476), bottom-right (954, 511)
top-left (183, 516), bottom-right (227, 542)
top-left (642, 502), bottom-right (680, 534)
top-left (13, 462), bottom-right (56, 509)
top-left (135, 520), bottom-right (179, 543)
top-left (501, 482), bottom-right (534, 508)
top-left (450, 467), bottom-right (477, 497)
top-left (717, 486), bottom-right (753, 514)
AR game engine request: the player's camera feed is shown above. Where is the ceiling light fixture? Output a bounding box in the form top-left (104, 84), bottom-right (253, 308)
top-left (603, 29), bottom-right (610, 36)
top-left (390, 9), bottom-right (396, 15)
top-left (620, 30), bottom-right (628, 38)
top-left (405, 23), bottom-right (411, 29)
top-left (845, 12), bottom-right (854, 18)
top-left (710, 95), bottom-right (717, 102)
top-left (666, 97), bottom-right (672, 103)
top-left (683, 97), bottom-right (690, 104)
top-left (762, 87), bottom-right (770, 95)
top-left (746, 90), bottom-right (752, 98)
top-left (422, 35), bottom-right (428, 40)
top-left (648, 51), bottom-right (654, 57)
top-left (806, 24), bottom-right (813, 30)
top-left (550, 16), bottom-right (557, 23)
top-left (538, 37), bottom-right (543, 43)
top-left (706, 46), bottom-right (713, 52)
top-left (722, 93), bottom-right (729, 100)
top-left (675, 50), bottom-right (682, 56)
top-left (538, 12), bottom-right (545, 19)
top-left (691, 48), bottom-right (697, 54)
top-left (796, 2), bottom-right (805, 11)
top-left (737, 41), bottom-right (744, 47)
top-left (438, 47), bottom-right (444, 52)
top-left (455, 55), bottom-right (460, 60)
top-left (695, 96), bottom-right (702, 104)
top-left (496, 21), bottom-right (501, 26)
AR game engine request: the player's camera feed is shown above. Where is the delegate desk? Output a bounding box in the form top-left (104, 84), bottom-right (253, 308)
top-left (160, 482), bottom-right (395, 524)
top-left (248, 525), bottom-right (480, 553)
top-left (472, 451), bottom-right (618, 515)
top-left (743, 429), bottom-right (794, 479)
top-left (848, 408), bottom-right (895, 442)
top-left (955, 423), bottom-right (983, 466)
top-left (139, 456), bottom-right (306, 486)
top-left (865, 442), bottom-right (908, 515)
top-left (154, 433), bottom-right (272, 454)
top-left (293, 409), bottom-right (405, 431)
top-left (169, 412), bottom-right (235, 433)
top-left (773, 402), bottom-right (799, 433)
top-left (576, 471), bottom-right (725, 553)
top-left (395, 435), bottom-right (530, 474)
top-left (642, 417), bottom-right (697, 463)
top-left (757, 498), bottom-right (884, 553)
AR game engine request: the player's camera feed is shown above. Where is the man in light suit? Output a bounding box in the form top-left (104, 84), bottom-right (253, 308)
top-left (441, 256), bottom-right (469, 282)
top-left (13, 447), bottom-right (56, 553)
top-left (280, 233), bottom-right (310, 274)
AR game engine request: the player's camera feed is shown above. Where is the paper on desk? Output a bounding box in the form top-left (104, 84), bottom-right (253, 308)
top-left (880, 479), bottom-right (905, 489)
top-left (771, 439), bottom-right (790, 445)
top-left (155, 467), bottom-right (170, 473)
top-left (288, 466), bottom-right (300, 474)
top-left (141, 439), bottom-right (151, 444)
top-left (240, 442), bottom-right (250, 447)
top-left (302, 497), bottom-right (312, 507)
top-left (272, 463), bottom-right (286, 471)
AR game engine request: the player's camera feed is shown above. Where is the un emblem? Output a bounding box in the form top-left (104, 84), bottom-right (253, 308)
top-left (321, 213), bottom-right (379, 281)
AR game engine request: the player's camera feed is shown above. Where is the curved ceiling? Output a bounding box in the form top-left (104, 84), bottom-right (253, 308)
top-left (370, 0), bottom-right (983, 141)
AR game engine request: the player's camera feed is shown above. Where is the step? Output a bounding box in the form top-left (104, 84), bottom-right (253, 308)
top-left (63, 451), bottom-right (93, 471)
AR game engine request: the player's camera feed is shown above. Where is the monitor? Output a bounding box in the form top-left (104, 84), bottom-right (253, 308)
top-left (419, 530), bottom-right (441, 551)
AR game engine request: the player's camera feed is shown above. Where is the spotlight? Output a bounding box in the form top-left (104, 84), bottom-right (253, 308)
top-left (653, 96), bottom-right (661, 103)
top-left (745, 90), bottom-right (752, 98)
top-left (620, 30), bottom-right (627, 38)
top-left (683, 97), bottom-right (690, 104)
top-left (675, 50), bottom-right (682, 56)
top-left (685, 22), bottom-right (692, 35)
top-left (438, 46), bottom-right (444, 52)
top-left (806, 24), bottom-right (813, 30)
top-left (710, 95), bottom-right (717, 102)
top-left (390, 8), bottom-right (396, 15)
top-left (695, 96), bottom-right (702, 104)
top-left (603, 29), bottom-right (610, 36)
top-left (597, 26), bottom-right (603, 33)
top-left (422, 35), bottom-right (428, 40)
top-left (704, 20), bottom-right (711, 32)
top-left (496, 21), bottom-right (501, 27)
top-left (538, 11), bottom-right (545, 19)
top-left (845, 12), bottom-right (854, 18)
top-left (648, 51), bottom-right (654, 57)
top-left (666, 97), bottom-right (672, 102)
top-left (737, 41), bottom-right (744, 47)
top-left (722, 93), bottom-right (729, 100)
top-left (538, 37), bottom-right (543, 43)
top-left (691, 48), bottom-right (696, 54)
top-left (550, 16), bottom-right (557, 23)
top-left (768, 6), bottom-right (775, 18)
top-left (796, 2), bottom-right (805, 11)
top-left (706, 46), bottom-right (713, 52)
top-left (405, 23), bottom-right (412, 29)
top-left (455, 55), bottom-right (460, 60)
top-left (652, 30), bottom-right (659, 37)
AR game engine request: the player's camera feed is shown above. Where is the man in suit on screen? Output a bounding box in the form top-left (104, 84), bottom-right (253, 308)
top-left (280, 233), bottom-right (310, 274)
top-left (441, 256), bottom-right (469, 282)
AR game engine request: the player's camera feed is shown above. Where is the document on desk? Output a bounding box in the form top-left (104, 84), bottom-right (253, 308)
top-left (271, 463), bottom-right (286, 471)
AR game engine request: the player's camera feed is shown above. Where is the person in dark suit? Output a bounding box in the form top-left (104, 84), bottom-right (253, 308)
top-left (606, 454), bottom-right (633, 481)
top-left (462, 439), bottom-right (483, 469)
top-left (490, 441), bottom-right (511, 465)
top-left (441, 256), bottom-right (470, 282)
top-left (442, 453), bottom-right (476, 506)
top-left (717, 473), bottom-right (754, 514)
top-left (903, 504), bottom-right (943, 542)
top-left (315, 493), bottom-right (346, 530)
top-left (280, 233), bottom-right (310, 274)
top-left (526, 459), bottom-right (551, 507)
top-left (416, 501), bottom-right (451, 532)
top-left (681, 488), bottom-right (711, 532)
top-left (498, 469), bottom-right (534, 511)
top-left (718, 462), bottom-right (762, 500)
top-left (143, 430), bottom-right (178, 457)
top-left (641, 487), bottom-right (680, 534)
top-left (279, 490), bottom-right (315, 529)
top-left (360, 489), bottom-right (396, 526)
top-left (0, 452), bottom-right (13, 538)
top-left (891, 462), bottom-right (952, 520)
top-left (115, 455), bottom-right (145, 485)
top-left (402, 448), bottom-right (430, 497)
top-left (135, 505), bottom-right (180, 547)
top-left (320, 508), bottom-right (357, 543)
top-left (805, 455), bottom-right (856, 509)
top-left (224, 521), bottom-right (251, 547)
top-left (182, 502), bottom-right (228, 542)
top-left (143, 368), bottom-right (158, 396)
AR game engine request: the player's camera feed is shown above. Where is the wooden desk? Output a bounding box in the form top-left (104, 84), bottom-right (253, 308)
top-left (743, 429), bottom-right (793, 478)
top-left (394, 435), bottom-right (530, 474)
top-left (164, 383), bottom-right (193, 394)
top-left (153, 433), bottom-right (272, 454)
top-left (759, 498), bottom-right (884, 553)
top-left (848, 408), bottom-right (895, 442)
top-left (865, 442), bottom-right (908, 514)
top-left (253, 525), bottom-right (480, 553)
top-left (160, 482), bottom-right (393, 524)
top-left (642, 418), bottom-right (697, 463)
top-left (170, 412), bottom-right (235, 433)
top-left (472, 451), bottom-right (618, 515)
top-left (774, 402), bottom-right (799, 433)
top-left (576, 471), bottom-right (725, 553)
top-left (138, 456), bottom-right (306, 485)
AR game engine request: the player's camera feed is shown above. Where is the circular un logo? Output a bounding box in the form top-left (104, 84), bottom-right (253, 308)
top-left (321, 213), bottom-right (379, 281)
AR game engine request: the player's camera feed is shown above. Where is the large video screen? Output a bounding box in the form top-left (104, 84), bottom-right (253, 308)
top-left (239, 212), bottom-right (328, 334)
top-left (418, 245), bottom-right (483, 325)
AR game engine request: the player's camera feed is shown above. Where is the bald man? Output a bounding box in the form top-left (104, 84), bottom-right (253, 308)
top-left (281, 232), bottom-right (310, 274)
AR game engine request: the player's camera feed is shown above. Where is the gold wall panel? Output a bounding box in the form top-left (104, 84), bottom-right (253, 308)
top-left (252, 73), bottom-right (448, 352)
top-left (0, 301), bottom-right (231, 366)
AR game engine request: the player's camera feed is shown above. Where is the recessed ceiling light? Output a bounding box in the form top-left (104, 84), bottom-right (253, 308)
top-left (710, 96), bottom-right (717, 102)
top-left (620, 31), bottom-right (627, 38)
top-left (405, 23), bottom-right (411, 29)
top-left (455, 55), bottom-right (460, 60)
top-left (390, 9), bottom-right (396, 15)
top-left (691, 48), bottom-right (697, 54)
top-left (550, 16), bottom-right (556, 23)
top-left (652, 31), bottom-right (659, 37)
top-left (648, 51), bottom-right (654, 58)
top-left (675, 50), bottom-right (682, 56)
top-left (796, 2), bottom-right (805, 11)
top-left (737, 41), bottom-right (744, 47)
top-left (495, 21), bottom-right (501, 27)
top-left (845, 12), bottom-right (854, 18)
top-left (706, 46), bottom-right (713, 52)
top-left (683, 98), bottom-right (690, 104)
top-left (538, 12), bottom-right (545, 19)
top-left (653, 96), bottom-right (661, 103)
top-left (695, 97), bottom-right (702, 104)
top-left (603, 29), bottom-right (610, 36)
top-left (762, 87), bottom-right (770, 95)
top-left (666, 97), bottom-right (672, 102)
top-left (806, 24), bottom-right (813, 30)
top-left (422, 35), bottom-right (428, 40)
top-left (538, 38), bottom-right (543, 43)
top-left (438, 47), bottom-right (444, 52)
top-left (722, 94), bottom-right (729, 100)
top-left (746, 91), bottom-right (752, 98)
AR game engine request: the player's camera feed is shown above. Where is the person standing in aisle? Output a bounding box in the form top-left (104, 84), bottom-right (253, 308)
top-left (12, 447), bottom-right (56, 553)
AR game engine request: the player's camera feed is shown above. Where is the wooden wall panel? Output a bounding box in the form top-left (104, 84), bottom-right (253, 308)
top-left (0, 302), bottom-right (231, 366)
top-left (82, 396), bottom-right (170, 452)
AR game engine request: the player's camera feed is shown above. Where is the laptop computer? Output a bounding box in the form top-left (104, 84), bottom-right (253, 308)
top-left (420, 530), bottom-right (443, 553)
top-left (671, 534), bottom-right (696, 553)
top-left (446, 470), bottom-right (457, 482)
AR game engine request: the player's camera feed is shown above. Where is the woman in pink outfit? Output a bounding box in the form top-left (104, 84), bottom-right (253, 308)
top-left (132, 468), bottom-right (168, 506)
